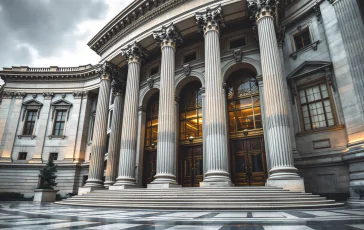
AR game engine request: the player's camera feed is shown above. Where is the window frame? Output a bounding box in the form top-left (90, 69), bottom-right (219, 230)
top-left (229, 36), bottom-right (247, 50)
top-left (183, 51), bottom-right (197, 64)
top-left (88, 110), bottom-right (96, 143)
top-left (145, 94), bottom-right (159, 149)
top-left (52, 110), bottom-right (68, 136)
top-left (48, 97), bottom-right (72, 139)
top-left (18, 98), bottom-right (43, 139)
top-left (296, 80), bottom-right (336, 131)
top-left (49, 152), bottom-right (58, 161)
top-left (293, 27), bottom-right (312, 51)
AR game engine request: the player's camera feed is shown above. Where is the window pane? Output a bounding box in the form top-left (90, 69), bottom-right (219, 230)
top-left (229, 112), bottom-right (236, 132)
top-left (236, 108), bottom-right (254, 130)
top-left (235, 155), bottom-right (246, 173)
top-left (252, 153), bottom-right (263, 172)
top-left (235, 98), bottom-right (252, 109)
top-left (299, 90), bottom-right (306, 103)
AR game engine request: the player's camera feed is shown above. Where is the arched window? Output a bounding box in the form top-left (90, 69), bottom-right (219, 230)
top-left (179, 82), bottom-right (203, 141)
top-left (145, 93), bottom-right (159, 147)
top-left (227, 69), bottom-right (262, 133)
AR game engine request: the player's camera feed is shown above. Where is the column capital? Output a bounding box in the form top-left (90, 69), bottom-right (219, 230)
top-left (111, 80), bottom-right (126, 96)
top-left (121, 42), bottom-right (148, 65)
top-left (246, 0), bottom-right (278, 22)
top-left (73, 91), bottom-right (88, 99)
top-left (327, 0), bottom-right (341, 5)
top-left (196, 5), bottom-right (225, 34)
top-left (98, 61), bottom-right (124, 81)
top-left (153, 23), bottom-right (183, 50)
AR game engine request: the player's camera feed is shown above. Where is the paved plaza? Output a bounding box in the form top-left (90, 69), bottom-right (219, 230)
top-left (0, 202), bottom-right (363, 229)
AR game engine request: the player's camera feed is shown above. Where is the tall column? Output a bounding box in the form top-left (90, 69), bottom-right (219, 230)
top-left (81, 62), bottom-right (118, 192)
top-left (149, 23), bottom-right (182, 188)
top-left (104, 79), bottom-right (126, 187)
top-left (113, 42), bottom-right (147, 189)
top-left (247, 0), bottom-right (304, 191)
top-left (196, 6), bottom-right (232, 187)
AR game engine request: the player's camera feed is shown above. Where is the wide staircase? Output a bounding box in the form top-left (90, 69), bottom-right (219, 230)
top-left (55, 186), bottom-right (344, 209)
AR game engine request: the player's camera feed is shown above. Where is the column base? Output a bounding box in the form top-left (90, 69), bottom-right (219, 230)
top-left (78, 186), bottom-right (104, 195)
top-left (266, 177), bottom-right (305, 192)
top-left (347, 198), bottom-right (364, 206)
top-left (103, 181), bottom-right (115, 187)
top-left (200, 181), bottom-right (233, 187)
top-left (83, 179), bottom-right (104, 188)
top-left (109, 185), bottom-right (136, 190)
top-left (147, 183), bottom-right (182, 189)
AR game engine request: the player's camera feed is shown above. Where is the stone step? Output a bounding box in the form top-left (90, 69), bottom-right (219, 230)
top-left (55, 187), bottom-right (344, 210)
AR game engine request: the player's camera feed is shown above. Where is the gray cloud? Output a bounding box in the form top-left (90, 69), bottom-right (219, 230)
top-left (0, 0), bottom-right (108, 68)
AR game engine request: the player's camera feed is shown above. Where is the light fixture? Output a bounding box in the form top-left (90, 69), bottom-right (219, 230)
top-left (189, 136), bottom-right (194, 143)
top-left (151, 142), bottom-right (157, 149)
top-left (243, 129), bottom-right (249, 136)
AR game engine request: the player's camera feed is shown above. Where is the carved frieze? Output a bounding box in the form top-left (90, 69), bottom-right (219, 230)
top-left (14, 92), bottom-right (26, 99)
top-left (43, 92), bottom-right (54, 100)
top-left (73, 91), bottom-right (88, 99)
top-left (196, 6), bottom-right (225, 34)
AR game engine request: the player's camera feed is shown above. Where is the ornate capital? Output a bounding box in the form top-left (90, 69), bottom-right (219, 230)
top-left (121, 42), bottom-right (148, 64)
top-left (43, 92), bottom-right (54, 100)
top-left (98, 61), bottom-right (124, 81)
top-left (153, 23), bottom-right (183, 49)
top-left (196, 6), bottom-right (225, 34)
top-left (14, 92), bottom-right (26, 99)
top-left (2, 91), bottom-right (14, 99)
top-left (246, 0), bottom-right (278, 22)
top-left (111, 80), bottom-right (126, 96)
top-left (73, 91), bottom-right (88, 99)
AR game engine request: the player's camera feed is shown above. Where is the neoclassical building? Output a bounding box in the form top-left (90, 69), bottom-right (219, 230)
top-left (0, 0), bottom-right (364, 207)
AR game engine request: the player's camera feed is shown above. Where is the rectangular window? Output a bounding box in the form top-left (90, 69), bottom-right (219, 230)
top-left (49, 152), bottom-right (58, 161)
top-left (183, 52), bottom-right (197, 64)
top-left (18, 152), bottom-right (27, 160)
top-left (293, 28), bottom-right (312, 50)
top-left (299, 83), bottom-right (335, 131)
top-left (90, 114), bottom-right (96, 141)
top-left (53, 110), bottom-right (67, 136)
top-left (150, 66), bottom-right (159, 76)
top-left (105, 134), bottom-right (110, 153)
top-left (230, 37), bottom-right (246, 49)
top-left (23, 110), bottom-right (37, 135)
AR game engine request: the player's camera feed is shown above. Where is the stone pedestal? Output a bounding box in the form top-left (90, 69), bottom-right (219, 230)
top-left (108, 185), bottom-right (136, 190)
top-left (196, 6), bottom-right (232, 187)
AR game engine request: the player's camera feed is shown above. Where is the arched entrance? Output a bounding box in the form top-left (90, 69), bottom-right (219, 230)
top-left (178, 81), bottom-right (203, 187)
top-left (226, 68), bottom-right (267, 186)
top-left (142, 93), bottom-right (159, 187)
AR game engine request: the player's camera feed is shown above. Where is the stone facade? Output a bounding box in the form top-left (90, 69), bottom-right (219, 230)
top-left (0, 0), bottom-right (363, 203)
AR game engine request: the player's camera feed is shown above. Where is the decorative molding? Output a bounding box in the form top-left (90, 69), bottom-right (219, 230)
top-left (2, 91), bottom-right (14, 99)
top-left (88, 0), bottom-right (191, 55)
top-left (17, 135), bottom-right (36, 140)
top-left (0, 65), bottom-right (100, 83)
top-left (50, 98), bottom-right (73, 121)
top-left (111, 80), bottom-right (126, 96)
top-left (313, 2), bottom-right (322, 22)
top-left (48, 135), bottom-right (66, 140)
top-left (14, 92), bottom-right (26, 99)
top-left (277, 26), bottom-right (286, 48)
top-left (289, 40), bottom-right (320, 60)
top-left (196, 5), bottom-right (225, 34)
top-left (138, 105), bottom-right (146, 112)
top-left (233, 48), bottom-right (243, 62)
top-left (21, 99), bottom-right (43, 121)
top-left (73, 91), bottom-right (87, 99)
top-left (246, 0), bottom-right (278, 22)
top-left (153, 23), bottom-right (183, 49)
top-left (42, 92), bottom-right (54, 100)
top-left (121, 42), bottom-right (148, 64)
top-left (146, 77), bottom-right (154, 89)
top-left (183, 64), bottom-right (191, 76)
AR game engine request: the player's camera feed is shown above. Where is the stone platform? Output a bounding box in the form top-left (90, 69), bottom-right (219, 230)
top-left (55, 186), bottom-right (344, 209)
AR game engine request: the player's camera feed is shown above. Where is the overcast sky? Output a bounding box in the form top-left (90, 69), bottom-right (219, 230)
top-left (0, 0), bottom-right (134, 69)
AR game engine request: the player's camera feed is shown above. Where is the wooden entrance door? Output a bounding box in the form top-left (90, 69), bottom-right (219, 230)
top-left (142, 151), bottom-right (156, 187)
top-left (179, 145), bottom-right (203, 187)
top-left (230, 137), bottom-right (267, 186)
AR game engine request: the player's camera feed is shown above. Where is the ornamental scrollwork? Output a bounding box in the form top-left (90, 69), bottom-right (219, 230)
top-left (111, 80), bottom-right (126, 96)
top-left (246, 0), bottom-right (278, 21)
top-left (121, 42), bottom-right (148, 64)
top-left (196, 5), bottom-right (225, 34)
top-left (183, 64), bottom-right (191, 76)
top-left (153, 23), bottom-right (183, 49)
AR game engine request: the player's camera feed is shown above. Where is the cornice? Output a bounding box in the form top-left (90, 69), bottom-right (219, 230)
top-left (0, 64), bottom-right (101, 83)
top-left (88, 0), bottom-right (192, 56)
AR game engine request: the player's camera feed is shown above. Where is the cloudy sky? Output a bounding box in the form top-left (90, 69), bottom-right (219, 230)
top-left (0, 0), bottom-right (134, 69)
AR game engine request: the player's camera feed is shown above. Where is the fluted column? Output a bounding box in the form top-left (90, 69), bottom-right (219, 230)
top-left (104, 80), bottom-right (126, 187)
top-left (247, 0), bottom-right (304, 191)
top-left (113, 42), bottom-right (147, 188)
top-left (84, 63), bottom-right (116, 188)
top-left (196, 6), bottom-right (232, 186)
top-left (328, 0), bottom-right (364, 111)
top-left (149, 23), bottom-right (182, 188)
